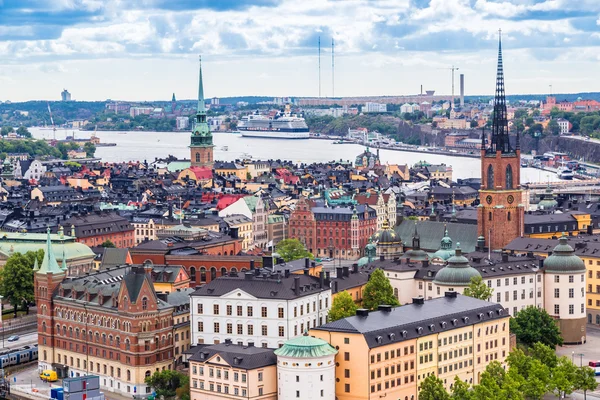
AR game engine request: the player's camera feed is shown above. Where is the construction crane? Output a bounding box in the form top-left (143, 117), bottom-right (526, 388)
top-left (438, 65), bottom-right (460, 110)
top-left (47, 102), bottom-right (57, 141)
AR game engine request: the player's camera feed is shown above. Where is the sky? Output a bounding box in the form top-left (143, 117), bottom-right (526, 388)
top-left (1, 0), bottom-right (600, 102)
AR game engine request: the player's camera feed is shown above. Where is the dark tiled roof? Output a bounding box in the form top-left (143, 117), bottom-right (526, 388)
top-left (191, 272), bottom-right (328, 300)
top-left (313, 294), bottom-right (507, 348)
top-left (188, 342), bottom-right (277, 370)
top-left (395, 220), bottom-right (478, 252)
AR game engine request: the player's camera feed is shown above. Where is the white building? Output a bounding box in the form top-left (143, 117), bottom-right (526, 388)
top-left (274, 335), bottom-right (337, 400)
top-left (219, 195), bottom-right (268, 249)
top-left (176, 116), bottom-right (190, 130)
top-left (14, 159), bottom-right (46, 181)
top-left (362, 102), bottom-right (387, 113)
top-left (129, 107), bottom-right (154, 118)
top-left (190, 271), bottom-right (331, 348)
top-left (557, 118), bottom-right (571, 134)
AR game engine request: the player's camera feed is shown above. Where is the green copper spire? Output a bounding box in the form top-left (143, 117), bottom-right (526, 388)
top-left (190, 55), bottom-right (212, 145)
top-left (32, 257), bottom-right (39, 272)
top-left (38, 227), bottom-right (63, 275)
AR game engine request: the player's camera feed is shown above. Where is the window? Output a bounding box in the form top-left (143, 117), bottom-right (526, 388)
top-left (142, 297), bottom-right (148, 310)
top-left (344, 352), bottom-right (350, 361)
top-left (262, 307), bottom-right (267, 318)
top-left (487, 165), bottom-right (494, 189)
top-left (569, 304), bottom-right (574, 315)
top-left (554, 304), bottom-right (560, 315)
top-left (262, 325), bottom-right (268, 336)
top-left (197, 321), bottom-right (204, 332)
top-left (258, 372), bottom-right (263, 381)
top-left (279, 326), bottom-right (285, 337)
top-left (345, 384), bottom-right (350, 393)
top-left (247, 306), bottom-right (253, 316)
top-left (214, 322), bottom-right (220, 333)
top-left (505, 164), bottom-right (513, 189)
top-left (248, 325), bottom-right (253, 335)
top-left (569, 275), bottom-right (574, 283)
top-left (237, 305), bottom-right (243, 316)
top-left (555, 275), bottom-right (560, 283)
top-left (226, 305), bottom-right (232, 316)
top-left (554, 288), bottom-right (560, 298)
top-left (569, 288), bottom-right (574, 298)
top-left (213, 304), bottom-right (219, 315)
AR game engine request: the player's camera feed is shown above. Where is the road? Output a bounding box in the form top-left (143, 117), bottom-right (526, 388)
top-left (0, 331), bottom-right (37, 351)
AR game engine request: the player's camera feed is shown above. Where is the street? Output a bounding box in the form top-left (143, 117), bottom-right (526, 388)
top-left (0, 331), bottom-right (37, 351)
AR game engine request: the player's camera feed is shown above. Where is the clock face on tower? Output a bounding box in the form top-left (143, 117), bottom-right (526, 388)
top-left (507, 195), bottom-right (515, 204)
top-left (486, 195), bottom-right (493, 205)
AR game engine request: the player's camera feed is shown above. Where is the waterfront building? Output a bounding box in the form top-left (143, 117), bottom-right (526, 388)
top-left (176, 116), bottom-right (190, 130)
top-left (310, 293), bottom-right (510, 399)
top-left (190, 56), bottom-right (214, 168)
top-left (355, 147), bottom-right (380, 170)
top-left (477, 33), bottom-right (524, 250)
top-left (362, 102), bottom-right (387, 113)
top-left (36, 230), bottom-right (190, 396)
top-left (188, 341), bottom-right (277, 400)
top-left (274, 335), bottom-right (337, 400)
top-left (190, 270), bottom-right (331, 348)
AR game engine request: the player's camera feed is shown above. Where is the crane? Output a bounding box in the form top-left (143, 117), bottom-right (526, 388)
top-left (438, 65), bottom-right (460, 110)
top-left (47, 101), bottom-right (56, 141)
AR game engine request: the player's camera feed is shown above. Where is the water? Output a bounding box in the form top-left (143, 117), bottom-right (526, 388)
top-left (29, 127), bottom-right (561, 183)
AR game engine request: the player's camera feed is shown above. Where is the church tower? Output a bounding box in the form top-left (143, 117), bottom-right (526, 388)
top-left (190, 56), bottom-right (214, 168)
top-left (477, 31), bottom-right (524, 251)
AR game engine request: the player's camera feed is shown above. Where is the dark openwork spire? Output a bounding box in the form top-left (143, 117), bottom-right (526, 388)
top-left (488, 29), bottom-right (512, 154)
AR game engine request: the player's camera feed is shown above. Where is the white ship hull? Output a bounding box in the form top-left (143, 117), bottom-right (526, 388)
top-left (240, 131), bottom-right (309, 139)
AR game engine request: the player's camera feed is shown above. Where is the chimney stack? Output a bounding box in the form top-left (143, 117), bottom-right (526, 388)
top-left (294, 276), bottom-right (300, 295)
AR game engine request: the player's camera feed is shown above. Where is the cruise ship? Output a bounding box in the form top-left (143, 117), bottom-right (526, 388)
top-left (238, 107), bottom-right (309, 139)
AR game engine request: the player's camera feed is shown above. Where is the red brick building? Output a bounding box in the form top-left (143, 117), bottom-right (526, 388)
top-left (477, 35), bottom-right (525, 251)
top-left (164, 254), bottom-right (262, 285)
top-left (64, 212), bottom-right (135, 248)
top-left (288, 197), bottom-right (377, 260)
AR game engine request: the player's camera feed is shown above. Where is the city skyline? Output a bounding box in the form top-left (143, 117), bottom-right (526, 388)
top-left (1, 0), bottom-right (600, 101)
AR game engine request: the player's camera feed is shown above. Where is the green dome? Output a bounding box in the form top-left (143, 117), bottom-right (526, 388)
top-left (370, 220), bottom-right (401, 245)
top-left (274, 335), bottom-right (338, 358)
top-left (432, 225), bottom-right (453, 261)
top-left (404, 248), bottom-right (429, 262)
top-left (543, 234), bottom-right (585, 273)
top-left (538, 184), bottom-right (558, 210)
top-left (433, 245), bottom-right (481, 286)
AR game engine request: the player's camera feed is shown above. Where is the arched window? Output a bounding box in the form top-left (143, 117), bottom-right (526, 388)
top-left (394, 288), bottom-right (399, 299)
top-left (487, 165), bottom-right (494, 189)
top-left (142, 297), bottom-right (148, 310)
top-left (200, 268), bottom-right (206, 282)
top-left (145, 370), bottom-right (151, 378)
top-left (210, 267), bottom-right (217, 281)
top-left (505, 165), bottom-right (513, 189)
top-left (220, 267), bottom-right (227, 277)
top-left (507, 212), bottom-right (511, 221)
top-left (596, 315), bottom-right (600, 325)
top-left (190, 267), bottom-right (196, 282)
top-left (127, 370), bottom-right (131, 381)
top-left (195, 153), bottom-right (200, 163)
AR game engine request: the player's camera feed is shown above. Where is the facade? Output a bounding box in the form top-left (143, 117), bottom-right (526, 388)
top-left (223, 214), bottom-right (254, 251)
top-left (190, 57), bottom-right (215, 168)
top-left (274, 335), bottom-right (337, 400)
top-left (35, 232), bottom-right (190, 396)
top-left (311, 293), bottom-right (510, 400)
top-left (477, 35), bottom-right (525, 250)
top-left (557, 118), bottom-right (572, 134)
top-left (219, 195), bottom-right (268, 250)
top-left (355, 192), bottom-right (397, 230)
top-left (362, 102), bottom-right (387, 113)
top-left (190, 271), bottom-right (331, 348)
top-left (61, 89), bottom-right (72, 101)
top-left (189, 342), bottom-right (277, 400)
top-left (14, 159), bottom-right (46, 181)
top-left (64, 212), bottom-right (135, 248)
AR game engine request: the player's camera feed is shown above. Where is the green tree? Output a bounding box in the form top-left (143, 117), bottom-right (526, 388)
top-left (0, 252), bottom-right (35, 317)
top-left (509, 306), bottom-right (563, 348)
top-left (450, 375), bottom-right (473, 400)
top-left (550, 356), bottom-right (578, 398)
top-left (145, 370), bottom-right (188, 399)
top-left (101, 239), bottom-right (116, 248)
top-left (83, 142), bottom-right (96, 157)
top-left (529, 342), bottom-right (558, 369)
top-left (463, 275), bottom-right (493, 300)
top-left (275, 239), bottom-right (313, 262)
top-left (362, 268), bottom-right (400, 310)
top-left (328, 291), bottom-right (358, 322)
top-left (16, 126), bottom-right (32, 138)
top-left (0, 126), bottom-right (13, 136)
top-left (470, 119), bottom-right (479, 128)
top-left (419, 374), bottom-right (449, 400)
top-left (525, 117), bottom-right (535, 127)
top-left (574, 366), bottom-right (598, 400)
top-left (522, 359), bottom-right (551, 400)
top-left (246, 172), bottom-right (252, 181)
top-left (546, 119), bottom-right (560, 136)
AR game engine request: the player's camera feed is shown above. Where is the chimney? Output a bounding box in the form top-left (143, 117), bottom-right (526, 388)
top-left (305, 257), bottom-right (310, 269)
top-left (250, 260), bottom-right (255, 270)
top-left (378, 305), bottom-right (392, 312)
top-left (380, 255), bottom-right (385, 261)
top-left (501, 253), bottom-right (509, 262)
top-left (352, 263), bottom-right (358, 274)
top-left (412, 297), bottom-right (425, 305)
top-left (303, 268), bottom-right (309, 275)
top-left (422, 260), bottom-right (429, 268)
top-left (255, 268), bottom-right (260, 276)
top-left (333, 281), bottom-right (338, 293)
top-left (459, 74), bottom-right (465, 107)
top-left (445, 291), bottom-right (458, 299)
top-left (245, 272), bottom-right (254, 280)
top-left (343, 266), bottom-right (349, 278)
top-left (284, 269), bottom-right (290, 278)
top-left (230, 226), bottom-right (239, 239)
top-left (294, 276), bottom-right (300, 295)
top-left (224, 338), bottom-right (232, 345)
top-left (276, 257), bottom-right (285, 265)
top-left (319, 271), bottom-right (325, 288)
top-left (325, 271), bottom-right (331, 286)
top-left (336, 267), bottom-right (343, 279)
top-left (356, 309), bottom-right (369, 317)
top-left (262, 255), bottom-right (273, 270)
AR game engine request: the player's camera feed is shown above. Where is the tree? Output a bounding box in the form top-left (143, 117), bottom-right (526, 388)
top-left (529, 342), bottom-right (557, 369)
top-left (362, 268), bottom-right (400, 310)
top-left (450, 376), bottom-right (473, 400)
top-left (275, 239), bottom-right (313, 262)
top-left (328, 291), bottom-right (358, 321)
top-left (419, 374), bottom-right (449, 400)
top-left (0, 252), bottom-right (35, 317)
top-left (16, 126), bottom-right (32, 138)
top-left (574, 366), bottom-right (598, 400)
top-left (521, 359), bottom-right (551, 400)
top-left (101, 239), bottom-right (116, 248)
top-left (509, 306), bottom-right (563, 348)
top-left (83, 142), bottom-right (96, 157)
top-left (550, 357), bottom-right (577, 399)
top-left (546, 119), bottom-right (560, 136)
top-left (463, 275), bottom-right (493, 300)
top-left (470, 119), bottom-right (479, 128)
top-left (145, 370), bottom-right (188, 399)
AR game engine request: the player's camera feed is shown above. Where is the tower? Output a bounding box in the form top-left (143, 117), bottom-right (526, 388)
top-left (35, 227), bottom-right (67, 371)
top-left (477, 30), bottom-right (524, 251)
top-left (190, 56), bottom-right (214, 168)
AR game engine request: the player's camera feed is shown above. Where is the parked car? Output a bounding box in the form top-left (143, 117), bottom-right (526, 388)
top-left (7, 335), bottom-right (19, 342)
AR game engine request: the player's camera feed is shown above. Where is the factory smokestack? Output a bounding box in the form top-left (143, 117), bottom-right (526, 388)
top-left (460, 74), bottom-right (465, 107)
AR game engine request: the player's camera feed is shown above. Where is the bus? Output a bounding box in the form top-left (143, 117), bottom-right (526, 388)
top-left (588, 361), bottom-right (600, 375)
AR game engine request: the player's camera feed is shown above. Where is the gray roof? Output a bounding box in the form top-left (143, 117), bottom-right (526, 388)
top-left (188, 342), bottom-right (277, 370)
top-left (313, 294), bottom-right (507, 349)
top-left (395, 220), bottom-right (478, 253)
top-left (191, 272), bottom-right (328, 300)
top-left (100, 248), bottom-right (130, 269)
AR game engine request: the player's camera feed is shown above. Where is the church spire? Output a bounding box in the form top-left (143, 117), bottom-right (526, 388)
top-left (489, 29), bottom-right (511, 154)
top-left (197, 55), bottom-right (205, 113)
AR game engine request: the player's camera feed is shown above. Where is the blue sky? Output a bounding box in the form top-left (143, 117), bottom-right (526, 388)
top-left (1, 0), bottom-right (600, 101)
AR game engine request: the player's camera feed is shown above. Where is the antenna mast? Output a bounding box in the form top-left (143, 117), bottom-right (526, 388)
top-left (331, 38), bottom-right (335, 98)
top-left (318, 36), bottom-right (321, 98)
